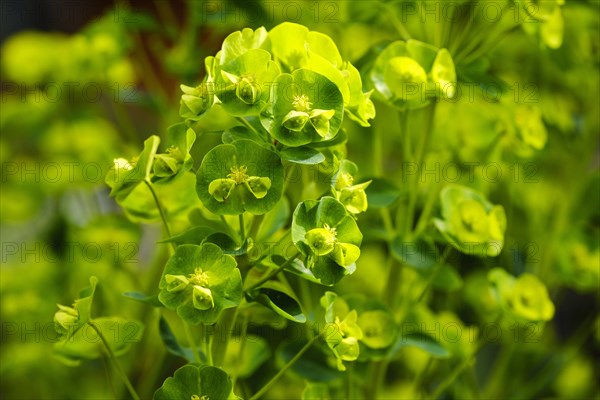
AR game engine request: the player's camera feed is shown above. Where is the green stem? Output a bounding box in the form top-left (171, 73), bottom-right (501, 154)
top-left (244, 251), bottom-right (300, 293)
top-left (239, 213), bottom-right (246, 243)
top-left (231, 313), bottom-right (249, 386)
top-left (411, 356), bottom-right (433, 397)
top-left (184, 322), bottom-right (202, 364)
top-left (395, 110), bottom-right (411, 232)
top-left (144, 180), bottom-right (175, 251)
top-left (413, 180), bottom-right (441, 237)
top-left (248, 214), bottom-right (265, 241)
top-left (378, 2), bottom-right (412, 40)
top-left (415, 246), bottom-right (451, 303)
top-left (211, 306), bottom-right (239, 367)
top-left (429, 316), bottom-right (496, 399)
top-left (88, 322), bottom-right (141, 400)
top-left (249, 334), bottom-right (321, 400)
top-left (236, 116), bottom-right (270, 144)
top-left (482, 343), bottom-right (514, 398)
top-left (220, 215), bottom-right (240, 242)
top-left (405, 103), bottom-right (436, 236)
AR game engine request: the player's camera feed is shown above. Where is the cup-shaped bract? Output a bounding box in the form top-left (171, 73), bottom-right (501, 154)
top-left (434, 185), bottom-right (506, 257)
top-left (292, 197), bottom-right (363, 285)
top-left (158, 244), bottom-right (243, 325)
top-left (266, 22), bottom-right (375, 126)
top-left (370, 40), bottom-right (456, 110)
top-left (320, 292), bottom-right (364, 371)
top-left (488, 268), bottom-right (555, 322)
top-left (333, 160), bottom-right (371, 215)
top-left (196, 139), bottom-right (284, 215)
top-left (154, 364), bottom-right (240, 400)
top-left (263, 69), bottom-right (344, 147)
top-left (152, 123), bottom-right (196, 183)
top-left (106, 136), bottom-right (160, 201)
top-left (215, 49), bottom-right (281, 116)
top-left (505, 105), bottom-right (548, 157)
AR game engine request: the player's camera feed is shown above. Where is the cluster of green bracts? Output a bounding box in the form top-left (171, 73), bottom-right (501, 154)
top-left (52, 20), bottom-right (558, 400)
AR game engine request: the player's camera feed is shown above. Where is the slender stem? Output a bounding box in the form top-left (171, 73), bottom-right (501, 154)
top-left (244, 251), bottom-right (300, 293)
top-left (405, 103), bottom-right (436, 236)
top-left (378, 2), bottom-right (412, 40)
top-left (482, 343), bottom-right (514, 398)
top-left (88, 322), bottom-right (141, 400)
top-left (184, 322), bottom-right (202, 364)
top-left (231, 313), bottom-right (249, 386)
top-left (396, 110), bottom-right (411, 232)
top-left (249, 334), bottom-right (321, 400)
top-left (429, 316), bottom-right (497, 399)
top-left (416, 246), bottom-right (452, 303)
top-left (411, 357), bottom-right (433, 396)
top-left (239, 213), bottom-right (246, 243)
top-left (248, 214), bottom-right (265, 241)
top-left (236, 116), bottom-right (270, 143)
top-left (203, 323), bottom-right (213, 366)
top-left (219, 215), bottom-right (240, 241)
top-left (144, 180), bottom-right (175, 251)
top-left (211, 305), bottom-right (241, 367)
top-left (413, 181), bottom-right (441, 237)
top-left (429, 357), bottom-right (471, 399)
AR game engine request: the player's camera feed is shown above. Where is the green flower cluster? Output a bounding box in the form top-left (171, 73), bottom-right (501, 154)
top-left (434, 185), bottom-right (506, 257)
top-left (488, 268), bottom-right (555, 322)
top-left (180, 23), bottom-right (375, 139)
top-left (370, 40), bottom-right (457, 110)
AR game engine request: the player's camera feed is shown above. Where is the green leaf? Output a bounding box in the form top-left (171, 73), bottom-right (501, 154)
top-left (392, 332), bottom-right (450, 359)
top-left (249, 281), bottom-right (306, 323)
top-left (391, 237), bottom-right (438, 270)
top-left (158, 243), bottom-right (243, 325)
top-left (222, 125), bottom-right (264, 145)
top-left (118, 172), bottom-right (201, 223)
top-left (267, 254), bottom-right (327, 286)
top-left (267, 22), bottom-right (310, 69)
top-left (280, 146), bottom-right (325, 165)
top-left (154, 364), bottom-right (239, 400)
top-left (122, 291), bottom-right (163, 307)
top-left (302, 383), bottom-right (331, 400)
top-left (219, 27), bottom-right (268, 65)
top-left (54, 318), bottom-right (144, 365)
top-left (158, 226), bottom-right (216, 246)
top-left (277, 340), bottom-right (344, 383)
top-left (204, 232), bottom-right (247, 256)
top-left (152, 123), bottom-right (196, 184)
top-left (54, 276), bottom-right (98, 339)
top-left (158, 316), bottom-right (203, 363)
top-left (430, 264), bottom-right (463, 291)
top-left (106, 135), bottom-right (160, 201)
top-left (365, 178), bottom-right (401, 208)
top-left (74, 276), bottom-right (98, 326)
top-left (256, 198), bottom-right (290, 241)
top-left (308, 129), bottom-right (348, 149)
top-left (196, 139), bottom-right (284, 215)
top-left (223, 334), bottom-right (271, 378)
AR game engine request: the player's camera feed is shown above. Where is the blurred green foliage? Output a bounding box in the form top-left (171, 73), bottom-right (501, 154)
top-left (1, 1), bottom-right (598, 399)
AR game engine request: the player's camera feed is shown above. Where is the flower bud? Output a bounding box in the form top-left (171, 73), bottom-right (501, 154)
top-left (192, 285), bottom-right (215, 310)
top-left (282, 110), bottom-right (310, 132)
top-left (306, 226), bottom-right (337, 256)
top-left (165, 274), bottom-right (189, 293)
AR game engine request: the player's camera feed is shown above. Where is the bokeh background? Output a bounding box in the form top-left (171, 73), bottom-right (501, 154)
top-left (1, 1), bottom-right (599, 399)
